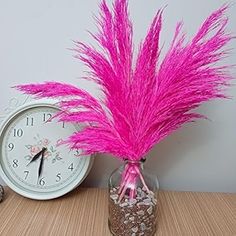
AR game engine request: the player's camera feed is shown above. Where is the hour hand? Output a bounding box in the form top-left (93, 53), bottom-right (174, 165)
top-left (27, 148), bottom-right (46, 166)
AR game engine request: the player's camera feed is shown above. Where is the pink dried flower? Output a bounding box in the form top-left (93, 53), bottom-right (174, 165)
top-left (16, 1), bottom-right (234, 162)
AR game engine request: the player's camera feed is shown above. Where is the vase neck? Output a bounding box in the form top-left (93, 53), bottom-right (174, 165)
top-left (124, 157), bottom-right (146, 164)
top-left (124, 159), bottom-right (145, 168)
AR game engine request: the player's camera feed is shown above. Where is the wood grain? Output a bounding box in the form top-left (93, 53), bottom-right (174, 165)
top-left (0, 188), bottom-right (235, 236)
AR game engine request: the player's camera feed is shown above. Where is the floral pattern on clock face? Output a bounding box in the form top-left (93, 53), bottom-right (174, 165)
top-left (0, 106), bottom-right (88, 193)
top-left (24, 135), bottom-right (63, 164)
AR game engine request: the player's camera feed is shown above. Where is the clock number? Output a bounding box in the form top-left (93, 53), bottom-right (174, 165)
top-left (43, 113), bottom-right (52, 123)
top-left (68, 163), bottom-right (74, 171)
top-left (12, 159), bottom-right (19, 168)
top-left (26, 117), bottom-right (34, 126)
top-left (13, 128), bottom-right (23, 137)
top-left (56, 173), bottom-right (62, 182)
top-left (8, 143), bottom-right (14, 151)
top-left (24, 171), bottom-right (29, 180)
top-left (62, 122), bottom-right (65, 128)
top-left (39, 177), bottom-right (45, 186)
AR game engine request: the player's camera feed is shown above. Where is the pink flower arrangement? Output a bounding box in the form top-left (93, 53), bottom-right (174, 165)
top-left (16, 1), bottom-right (234, 199)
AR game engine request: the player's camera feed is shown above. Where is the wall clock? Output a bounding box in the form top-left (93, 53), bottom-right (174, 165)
top-left (0, 98), bottom-right (93, 200)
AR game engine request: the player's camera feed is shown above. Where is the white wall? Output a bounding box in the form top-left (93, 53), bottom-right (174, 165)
top-left (0, 0), bottom-right (235, 192)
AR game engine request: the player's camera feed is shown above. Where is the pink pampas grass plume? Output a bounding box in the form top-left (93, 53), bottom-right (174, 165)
top-left (16, 1), bottom-right (234, 197)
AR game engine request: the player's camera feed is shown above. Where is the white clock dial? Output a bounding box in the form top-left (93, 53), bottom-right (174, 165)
top-left (0, 102), bottom-right (93, 200)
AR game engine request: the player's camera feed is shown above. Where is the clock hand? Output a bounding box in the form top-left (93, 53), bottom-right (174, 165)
top-left (38, 147), bottom-right (46, 179)
top-left (27, 148), bottom-right (44, 166)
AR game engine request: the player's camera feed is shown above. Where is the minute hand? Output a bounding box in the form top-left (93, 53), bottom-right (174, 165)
top-left (38, 147), bottom-right (46, 179)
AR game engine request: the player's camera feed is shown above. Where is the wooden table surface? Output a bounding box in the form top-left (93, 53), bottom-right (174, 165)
top-left (0, 187), bottom-right (235, 236)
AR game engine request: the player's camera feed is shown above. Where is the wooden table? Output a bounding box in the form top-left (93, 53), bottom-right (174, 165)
top-left (0, 187), bottom-right (235, 236)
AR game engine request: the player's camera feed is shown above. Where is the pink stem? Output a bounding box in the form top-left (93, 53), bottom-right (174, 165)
top-left (118, 163), bottom-right (130, 194)
top-left (129, 165), bottom-right (138, 199)
top-left (118, 162), bottom-right (150, 202)
top-left (118, 165), bottom-right (137, 202)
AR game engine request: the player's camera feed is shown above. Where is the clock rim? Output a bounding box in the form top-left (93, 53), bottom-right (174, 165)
top-left (0, 99), bottom-right (94, 200)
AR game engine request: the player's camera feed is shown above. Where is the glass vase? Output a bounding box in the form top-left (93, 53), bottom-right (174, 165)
top-left (108, 159), bottom-right (159, 236)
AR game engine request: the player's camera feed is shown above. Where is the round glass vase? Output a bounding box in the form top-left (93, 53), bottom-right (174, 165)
top-left (108, 160), bottom-right (159, 236)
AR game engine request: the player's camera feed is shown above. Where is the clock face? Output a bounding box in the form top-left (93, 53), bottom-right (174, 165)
top-left (0, 103), bottom-right (92, 199)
